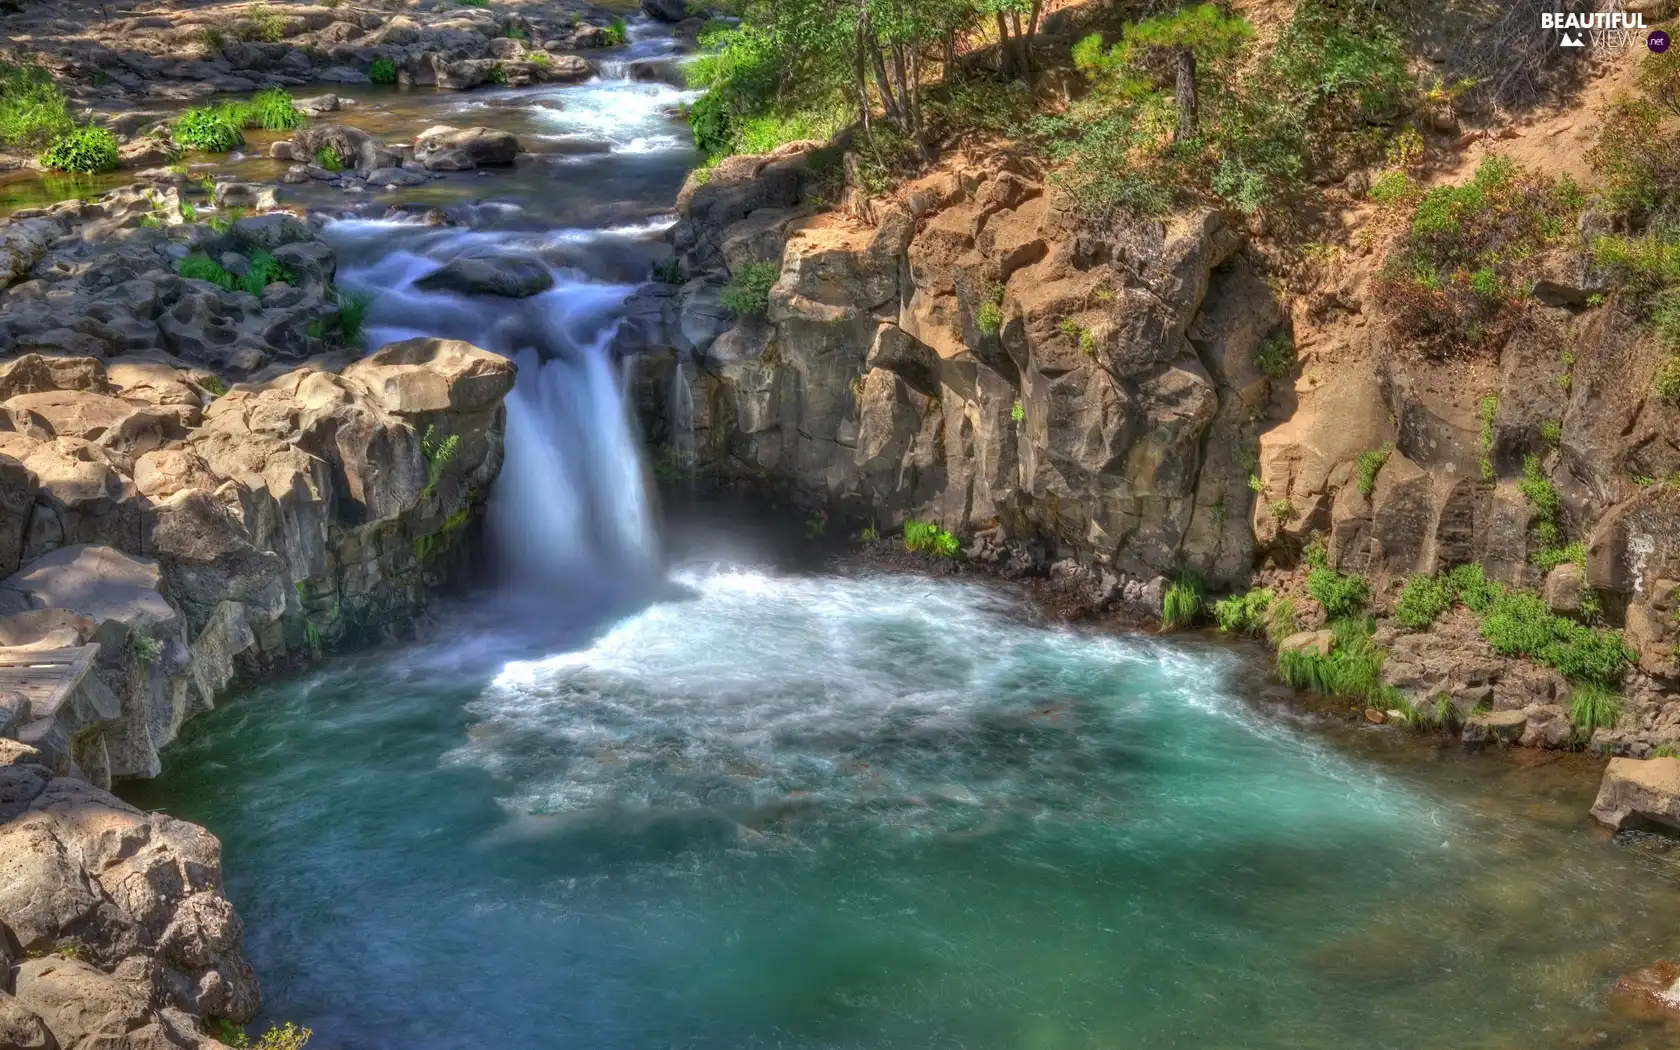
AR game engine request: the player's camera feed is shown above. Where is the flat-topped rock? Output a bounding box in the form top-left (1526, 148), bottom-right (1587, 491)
top-left (344, 337), bottom-right (517, 415)
top-left (1590, 757), bottom-right (1680, 832)
top-left (414, 255), bottom-right (554, 299)
top-left (0, 546), bottom-right (174, 632)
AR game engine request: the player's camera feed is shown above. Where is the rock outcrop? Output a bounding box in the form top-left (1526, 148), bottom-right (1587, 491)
top-left (640, 149), bottom-right (1268, 587)
top-left (0, 741), bottom-right (252, 1050)
top-left (1590, 757), bottom-right (1680, 832)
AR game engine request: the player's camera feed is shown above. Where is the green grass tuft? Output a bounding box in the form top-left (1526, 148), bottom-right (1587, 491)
top-left (335, 288), bottom-right (373, 345)
top-left (1569, 681), bottom-right (1623, 732)
top-left (1161, 573), bottom-right (1204, 631)
top-left (370, 57), bottom-right (399, 84)
top-left (1355, 446), bottom-right (1390, 496)
top-left (1213, 587), bottom-right (1272, 635)
top-left (173, 106), bottom-right (244, 152)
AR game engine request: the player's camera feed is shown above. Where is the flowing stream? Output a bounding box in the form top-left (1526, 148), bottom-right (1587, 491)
top-left (121, 22), bottom-right (1680, 1050)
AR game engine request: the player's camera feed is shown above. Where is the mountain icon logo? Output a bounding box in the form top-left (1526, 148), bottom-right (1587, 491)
top-left (1560, 31), bottom-right (1586, 47)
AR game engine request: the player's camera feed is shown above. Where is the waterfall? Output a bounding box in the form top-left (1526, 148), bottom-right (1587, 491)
top-left (669, 363), bottom-right (695, 480)
top-left (324, 220), bottom-right (664, 596)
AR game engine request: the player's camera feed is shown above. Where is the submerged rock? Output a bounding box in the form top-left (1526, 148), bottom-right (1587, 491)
top-left (413, 125), bottom-right (520, 168)
top-left (415, 255), bottom-right (554, 299)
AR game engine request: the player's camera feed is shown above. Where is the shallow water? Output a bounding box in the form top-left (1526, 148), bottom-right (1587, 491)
top-left (126, 563), bottom-right (1680, 1050)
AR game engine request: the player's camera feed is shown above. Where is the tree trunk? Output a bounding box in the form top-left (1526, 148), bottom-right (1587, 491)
top-left (1174, 46), bottom-right (1197, 141)
top-left (994, 11), bottom-right (1015, 77)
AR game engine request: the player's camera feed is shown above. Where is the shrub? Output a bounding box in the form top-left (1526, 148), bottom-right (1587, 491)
top-left (530, 51), bottom-right (550, 66)
top-left (1447, 562), bottom-right (1502, 614)
top-left (38, 125), bottom-right (118, 174)
top-left (1592, 231), bottom-right (1680, 290)
top-left (1254, 331), bottom-right (1295, 381)
top-left (1532, 540), bottom-right (1586, 574)
top-left (0, 61), bottom-right (74, 149)
top-left (1588, 91), bottom-right (1680, 218)
top-left (1308, 566), bottom-right (1370, 620)
top-left (1355, 446), bottom-right (1390, 496)
top-left (1569, 682), bottom-right (1623, 732)
top-left (1010, 400), bottom-right (1024, 423)
top-left (1376, 159), bottom-right (1584, 359)
top-left (1393, 573), bottom-right (1454, 629)
top-left (602, 16), bottom-right (628, 46)
top-left (1213, 588), bottom-right (1272, 634)
top-left (314, 145), bottom-right (344, 172)
top-left (1540, 419), bottom-right (1562, 445)
top-left (720, 261), bottom-right (778, 316)
top-left (174, 106), bottom-right (244, 152)
top-left (1161, 573), bottom-right (1204, 630)
top-left (370, 56), bottom-right (399, 84)
top-left (1479, 590), bottom-right (1633, 687)
top-left (903, 520), bottom-right (960, 558)
top-left (177, 254), bottom-right (239, 291)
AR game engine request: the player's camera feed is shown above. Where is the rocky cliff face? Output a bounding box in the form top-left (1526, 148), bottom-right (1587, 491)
top-left (0, 183), bottom-right (516, 1048)
top-left (634, 147), bottom-right (1271, 589)
top-left (634, 145), bottom-right (1680, 756)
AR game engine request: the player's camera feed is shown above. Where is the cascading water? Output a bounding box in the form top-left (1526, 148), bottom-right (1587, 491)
top-left (316, 37), bottom-right (703, 595)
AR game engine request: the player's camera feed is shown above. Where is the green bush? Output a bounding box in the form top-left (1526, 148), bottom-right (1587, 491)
top-left (1161, 573), bottom-right (1204, 631)
top-left (1308, 566), bottom-right (1369, 619)
top-left (370, 57), bottom-right (398, 84)
top-left (1532, 540), bottom-right (1586, 574)
top-left (602, 16), bottom-right (628, 46)
top-left (1213, 587), bottom-right (1272, 634)
top-left (1355, 446), bottom-right (1390, 496)
top-left (903, 520), bottom-right (960, 558)
top-left (1447, 562), bottom-right (1502, 614)
top-left (1394, 573), bottom-right (1454, 629)
top-left (314, 145), bottom-right (344, 172)
top-left (236, 3), bottom-right (288, 42)
top-left (721, 261), bottom-right (779, 316)
top-left (1368, 169), bottom-right (1418, 206)
top-left (0, 61), bottom-right (74, 149)
top-left (1479, 590), bottom-right (1632, 687)
top-left (38, 125), bottom-right (118, 174)
top-left (173, 106), bottom-right (244, 152)
top-left (177, 254), bottom-right (239, 291)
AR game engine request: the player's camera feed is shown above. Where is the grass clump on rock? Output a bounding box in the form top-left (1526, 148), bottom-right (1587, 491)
top-left (177, 254), bottom-right (240, 291)
top-left (370, 57), bottom-right (399, 85)
top-left (1276, 618), bottom-right (1391, 705)
top-left (1308, 566), bottom-right (1370, 620)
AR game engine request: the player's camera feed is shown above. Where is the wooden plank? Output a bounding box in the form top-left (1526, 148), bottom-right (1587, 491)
top-left (0, 644), bottom-right (98, 722)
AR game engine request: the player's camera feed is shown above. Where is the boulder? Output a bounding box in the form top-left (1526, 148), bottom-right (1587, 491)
top-left (0, 220), bottom-right (61, 290)
top-left (0, 546), bottom-right (175, 634)
top-left (1590, 757), bottom-right (1680, 832)
top-left (0, 991), bottom-right (56, 1050)
top-left (414, 255), bottom-right (554, 299)
top-left (1544, 562), bottom-right (1585, 615)
top-left (1279, 629), bottom-right (1333, 657)
top-left (1612, 960), bottom-right (1680, 1020)
top-left (344, 338), bottom-right (517, 416)
top-left (1461, 708), bottom-right (1526, 746)
top-left (412, 125), bottom-right (519, 167)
